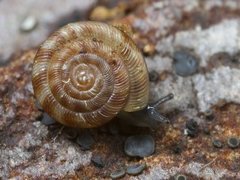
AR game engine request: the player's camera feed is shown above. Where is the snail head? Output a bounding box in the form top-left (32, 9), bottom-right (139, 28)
top-left (118, 93), bottom-right (174, 128)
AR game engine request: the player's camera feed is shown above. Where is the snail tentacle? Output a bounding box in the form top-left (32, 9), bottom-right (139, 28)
top-left (147, 93), bottom-right (174, 123)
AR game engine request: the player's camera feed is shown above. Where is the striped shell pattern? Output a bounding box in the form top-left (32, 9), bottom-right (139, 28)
top-left (32, 22), bottom-right (149, 128)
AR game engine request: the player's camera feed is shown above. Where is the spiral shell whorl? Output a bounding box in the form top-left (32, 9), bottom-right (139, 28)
top-left (32, 22), bottom-right (149, 128)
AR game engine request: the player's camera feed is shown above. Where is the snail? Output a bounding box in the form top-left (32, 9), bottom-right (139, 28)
top-left (32, 21), bottom-right (173, 128)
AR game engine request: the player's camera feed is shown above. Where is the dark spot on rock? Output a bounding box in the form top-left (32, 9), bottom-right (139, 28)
top-left (203, 126), bottom-right (211, 135)
top-left (91, 155), bottom-right (105, 168)
top-left (229, 157), bottom-right (240, 172)
top-left (185, 119), bottom-right (199, 137)
top-left (172, 143), bottom-right (184, 154)
top-left (41, 113), bottom-right (56, 125)
top-left (149, 70), bottom-right (159, 82)
top-left (212, 139), bottom-right (223, 148)
top-left (173, 50), bottom-right (199, 77)
top-left (108, 122), bottom-right (119, 135)
top-left (232, 51), bottom-right (240, 63)
top-left (208, 52), bottom-right (232, 69)
top-left (64, 128), bottom-right (78, 140)
top-left (124, 135), bottom-right (155, 157)
top-left (76, 131), bottom-right (95, 150)
top-left (110, 168), bottom-right (126, 179)
top-left (227, 137), bottom-right (239, 149)
top-left (175, 174), bottom-right (187, 180)
top-left (126, 163), bottom-right (146, 175)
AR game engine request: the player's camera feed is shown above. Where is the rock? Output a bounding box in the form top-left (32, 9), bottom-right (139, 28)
top-left (126, 163), bottom-right (146, 175)
top-left (110, 168), bottom-right (126, 179)
top-left (173, 50), bottom-right (199, 77)
top-left (174, 174), bottom-right (187, 180)
top-left (91, 155), bottom-right (105, 168)
top-left (185, 119), bottom-right (199, 137)
top-left (41, 113), bottom-right (56, 126)
top-left (20, 15), bottom-right (38, 32)
top-left (124, 135), bottom-right (155, 157)
top-left (212, 139), bottom-right (223, 148)
top-left (193, 67), bottom-right (240, 112)
top-left (227, 137), bottom-right (239, 149)
top-left (76, 132), bottom-right (95, 150)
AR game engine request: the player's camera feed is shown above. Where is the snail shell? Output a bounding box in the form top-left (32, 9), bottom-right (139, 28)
top-left (32, 21), bottom-right (149, 128)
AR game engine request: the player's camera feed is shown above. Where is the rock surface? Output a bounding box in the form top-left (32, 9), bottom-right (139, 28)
top-left (0, 0), bottom-right (240, 179)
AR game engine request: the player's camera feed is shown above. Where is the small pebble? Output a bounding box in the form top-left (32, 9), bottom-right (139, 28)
top-left (124, 135), bottom-right (155, 157)
top-left (175, 174), bottom-right (187, 180)
top-left (20, 15), bottom-right (38, 32)
top-left (173, 50), bottom-right (199, 77)
top-left (204, 110), bottom-right (215, 121)
top-left (212, 139), bottom-right (223, 148)
top-left (227, 137), bottom-right (239, 149)
top-left (110, 168), bottom-right (126, 179)
top-left (91, 155), bottom-right (105, 168)
top-left (76, 132), bottom-right (95, 150)
top-left (203, 126), bottom-right (211, 135)
top-left (41, 113), bottom-right (56, 125)
top-left (90, 6), bottom-right (111, 21)
top-left (149, 70), bottom-right (159, 82)
top-left (126, 163), bottom-right (146, 175)
top-left (143, 44), bottom-right (155, 56)
top-left (185, 119), bottom-right (199, 137)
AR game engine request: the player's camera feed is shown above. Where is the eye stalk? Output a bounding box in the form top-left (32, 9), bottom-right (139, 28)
top-left (117, 93), bottom-right (174, 128)
top-left (147, 93), bottom-right (174, 123)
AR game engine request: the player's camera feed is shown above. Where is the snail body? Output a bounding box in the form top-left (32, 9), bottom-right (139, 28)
top-left (32, 21), bottom-right (173, 128)
top-left (32, 21), bottom-right (149, 128)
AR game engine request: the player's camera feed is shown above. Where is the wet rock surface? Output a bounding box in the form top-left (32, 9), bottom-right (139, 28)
top-left (1, 0), bottom-right (240, 179)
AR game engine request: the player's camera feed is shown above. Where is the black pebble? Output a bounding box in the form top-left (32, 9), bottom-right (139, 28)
top-left (41, 113), bottom-right (56, 125)
top-left (124, 135), bottom-right (155, 157)
top-left (227, 137), bottom-right (239, 149)
top-left (126, 163), bottom-right (146, 175)
top-left (110, 168), bottom-right (126, 179)
top-left (76, 132), bottom-right (95, 150)
top-left (212, 139), bottom-right (223, 148)
top-left (149, 70), bottom-right (159, 82)
top-left (91, 155), bottom-right (105, 168)
top-left (185, 119), bottom-right (199, 137)
top-left (175, 174), bottom-right (187, 180)
top-left (173, 50), bottom-right (199, 77)
top-left (204, 110), bottom-right (215, 121)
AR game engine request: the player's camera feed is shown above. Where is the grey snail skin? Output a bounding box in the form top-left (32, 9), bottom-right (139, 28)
top-left (32, 21), bottom-right (173, 128)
